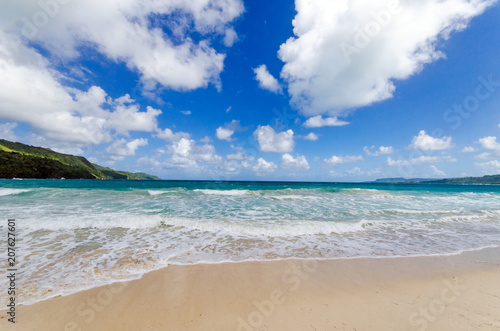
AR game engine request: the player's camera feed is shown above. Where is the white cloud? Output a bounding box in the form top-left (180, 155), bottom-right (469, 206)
top-left (479, 136), bottom-right (500, 150)
top-left (107, 105), bottom-right (162, 135)
top-left (165, 138), bottom-right (222, 169)
top-left (476, 136), bottom-right (500, 159)
top-left (407, 131), bottom-right (452, 151)
top-left (253, 65), bottom-right (283, 94)
top-left (180, 110), bottom-right (192, 116)
top-left (106, 138), bottom-right (148, 161)
top-left (1, 0), bottom-right (244, 92)
top-left (281, 154), bottom-right (310, 171)
top-left (156, 128), bottom-right (191, 142)
top-left (227, 152), bottom-right (245, 161)
top-left (324, 154), bottom-right (364, 167)
top-left (345, 167), bottom-right (363, 176)
top-left (387, 155), bottom-right (456, 167)
top-left (200, 136), bottom-right (212, 144)
top-left (475, 160), bottom-right (500, 174)
top-left (224, 28), bottom-right (238, 47)
top-left (216, 120), bottom-right (245, 141)
top-left (254, 125), bottom-right (294, 153)
top-left (364, 145), bottom-right (394, 156)
top-left (303, 133), bottom-right (319, 141)
top-left (303, 116), bottom-right (349, 128)
top-left (0, 32), bottom-right (166, 148)
top-left (461, 146), bottom-right (475, 153)
top-left (278, 0), bottom-right (495, 116)
top-left (253, 157), bottom-right (277, 173)
top-left (216, 127), bottom-right (235, 141)
top-left (0, 122), bottom-right (18, 141)
top-left (430, 165), bottom-right (446, 177)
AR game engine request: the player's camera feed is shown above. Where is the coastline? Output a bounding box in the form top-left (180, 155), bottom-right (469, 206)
top-left (2, 247), bottom-right (500, 330)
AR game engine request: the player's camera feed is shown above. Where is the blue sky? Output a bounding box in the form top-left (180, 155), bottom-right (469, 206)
top-left (0, 0), bottom-right (499, 181)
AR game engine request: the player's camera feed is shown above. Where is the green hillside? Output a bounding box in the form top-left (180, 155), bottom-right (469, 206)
top-left (431, 175), bottom-right (500, 184)
top-left (0, 139), bottom-right (160, 180)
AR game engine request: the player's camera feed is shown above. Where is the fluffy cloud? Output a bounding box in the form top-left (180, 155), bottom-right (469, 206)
top-left (224, 28), bottom-right (238, 47)
top-left (475, 160), bottom-right (500, 174)
top-left (1, 0), bottom-right (244, 91)
top-left (107, 105), bottom-right (162, 135)
top-left (303, 133), bottom-right (319, 141)
top-left (216, 127), bottom-right (235, 141)
top-left (253, 158), bottom-right (277, 173)
top-left (387, 155), bottom-right (455, 167)
top-left (253, 65), bottom-right (283, 94)
top-left (0, 32), bottom-right (166, 148)
top-left (216, 120), bottom-right (245, 141)
top-left (281, 154), bottom-right (310, 171)
top-left (364, 145), bottom-right (394, 156)
top-left (278, 0), bottom-right (496, 116)
top-left (0, 122), bottom-right (18, 141)
top-left (430, 165), bottom-right (446, 177)
top-left (303, 116), bottom-right (349, 128)
top-left (462, 146), bottom-right (476, 153)
top-left (324, 155), bottom-right (364, 167)
top-left (407, 131), bottom-right (452, 151)
top-left (106, 138), bottom-right (148, 161)
top-left (476, 136), bottom-right (500, 159)
top-left (479, 136), bottom-right (500, 150)
top-left (165, 138), bottom-right (222, 169)
top-left (254, 125), bottom-right (294, 153)
top-left (156, 128), bottom-right (191, 142)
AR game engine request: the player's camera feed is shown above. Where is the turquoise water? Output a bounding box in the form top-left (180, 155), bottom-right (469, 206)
top-left (1, 179), bottom-right (500, 305)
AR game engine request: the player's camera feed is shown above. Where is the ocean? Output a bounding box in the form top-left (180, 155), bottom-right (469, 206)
top-left (1, 179), bottom-right (499, 305)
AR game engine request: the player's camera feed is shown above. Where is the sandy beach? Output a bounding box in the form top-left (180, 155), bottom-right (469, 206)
top-left (1, 247), bottom-right (499, 331)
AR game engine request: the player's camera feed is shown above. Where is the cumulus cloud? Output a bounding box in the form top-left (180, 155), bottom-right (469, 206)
top-left (253, 157), bottom-right (277, 173)
top-left (430, 165), bottom-right (446, 177)
top-left (303, 133), bottom-right (319, 141)
top-left (216, 120), bottom-right (246, 141)
top-left (281, 154), bottom-right (310, 171)
top-left (165, 138), bottom-right (222, 169)
top-left (1, 0), bottom-right (244, 92)
top-left (324, 154), bottom-right (363, 167)
top-left (253, 65), bottom-right (283, 94)
top-left (407, 131), bottom-right (452, 151)
top-left (156, 128), bottom-right (191, 142)
top-left (254, 125), bottom-right (294, 153)
top-left (216, 127), bottom-right (235, 141)
top-left (303, 116), bottom-right (349, 128)
top-left (475, 160), bottom-right (500, 174)
top-left (224, 28), bottom-right (238, 47)
top-left (476, 136), bottom-right (500, 159)
top-left (106, 138), bottom-right (148, 161)
top-left (462, 146), bottom-right (476, 153)
top-left (479, 136), bottom-right (500, 150)
top-left (0, 122), bottom-right (18, 141)
top-left (278, 0), bottom-right (496, 116)
top-left (387, 155), bottom-right (455, 167)
top-left (0, 32), bottom-right (168, 150)
top-left (180, 110), bottom-right (192, 116)
top-left (364, 145), bottom-right (394, 156)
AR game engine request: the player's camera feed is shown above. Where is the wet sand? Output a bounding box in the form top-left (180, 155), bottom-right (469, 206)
top-left (2, 247), bottom-right (500, 330)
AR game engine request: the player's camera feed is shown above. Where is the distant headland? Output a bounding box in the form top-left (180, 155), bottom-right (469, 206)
top-left (0, 139), bottom-right (160, 180)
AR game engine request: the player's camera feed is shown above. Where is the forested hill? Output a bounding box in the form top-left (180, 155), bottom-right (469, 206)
top-left (0, 139), bottom-right (160, 180)
top-left (430, 175), bottom-right (500, 184)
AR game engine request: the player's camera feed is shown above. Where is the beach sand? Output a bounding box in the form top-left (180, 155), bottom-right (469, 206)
top-left (2, 247), bottom-right (500, 330)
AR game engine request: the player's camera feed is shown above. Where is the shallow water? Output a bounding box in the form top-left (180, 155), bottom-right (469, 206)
top-left (1, 179), bottom-right (499, 305)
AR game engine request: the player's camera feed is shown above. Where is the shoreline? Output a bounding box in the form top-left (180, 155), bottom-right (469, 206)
top-left (2, 247), bottom-right (500, 330)
top-left (7, 244), bottom-right (500, 308)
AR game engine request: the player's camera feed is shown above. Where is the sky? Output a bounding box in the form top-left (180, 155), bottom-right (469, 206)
top-left (0, 0), bottom-right (499, 181)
